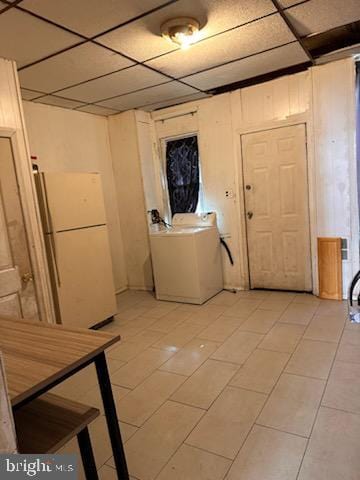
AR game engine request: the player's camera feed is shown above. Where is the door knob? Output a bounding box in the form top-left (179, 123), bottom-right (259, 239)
top-left (247, 211), bottom-right (253, 220)
top-left (22, 272), bottom-right (33, 284)
top-left (245, 185), bottom-right (252, 190)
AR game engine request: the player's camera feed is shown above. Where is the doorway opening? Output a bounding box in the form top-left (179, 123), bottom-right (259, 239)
top-left (0, 137), bottom-right (39, 319)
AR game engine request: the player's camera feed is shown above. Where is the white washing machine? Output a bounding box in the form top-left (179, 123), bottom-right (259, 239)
top-left (150, 212), bottom-right (224, 304)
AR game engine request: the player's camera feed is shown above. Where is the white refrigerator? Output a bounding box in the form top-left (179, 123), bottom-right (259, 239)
top-left (35, 171), bottom-right (117, 329)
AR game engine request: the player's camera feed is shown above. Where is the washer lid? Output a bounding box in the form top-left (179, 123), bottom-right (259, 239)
top-left (172, 212), bottom-right (217, 227)
top-left (150, 226), bottom-right (209, 237)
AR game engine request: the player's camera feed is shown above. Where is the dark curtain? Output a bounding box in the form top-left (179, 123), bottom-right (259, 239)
top-left (166, 136), bottom-right (199, 216)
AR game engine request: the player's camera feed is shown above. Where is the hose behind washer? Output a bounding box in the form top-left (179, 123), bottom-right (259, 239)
top-left (220, 237), bottom-right (234, 265)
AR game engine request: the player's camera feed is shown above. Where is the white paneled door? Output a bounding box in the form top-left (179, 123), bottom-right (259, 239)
top-left (0, 137), bottom-right (39, 319)
top-left (242, 124), bottom-right (312, 291)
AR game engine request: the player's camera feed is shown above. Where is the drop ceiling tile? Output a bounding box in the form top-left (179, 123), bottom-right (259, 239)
top-left (34, 95), bottom-right (86, 109)
top-left (183, 42), bottom-right (309, 90)
top-left (141, 92), bottom-right (211, 111)
top-left (76, 104), bottom-right (120, 116)
top-left (97, 0), bottom-right (276, 62)
top-left (20, 88), bottom-right (44, 100)
top-left (147, 15), bottom-right (294, 78)
top-left (285, 0), bottom-right (360, 37)
top-left (19, 43), bottom-right (134, 93)
top-left (98, 81), bottom-right (199, 110)
top-left (21, 0), bottom-right (170, 37)
top-left (0, 8), bottom-right (82, 68)
top-left (56, 65), bottom-right (169, 103)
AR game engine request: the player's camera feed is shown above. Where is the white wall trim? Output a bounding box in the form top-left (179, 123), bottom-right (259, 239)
top-left (230, 91), bottom-right (250, 289)
top-left (308, 70), bottom-right (320, 296)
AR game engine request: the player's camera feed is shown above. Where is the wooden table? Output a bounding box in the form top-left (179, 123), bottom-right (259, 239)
top-left (0, 317), bottom-right (129, 479)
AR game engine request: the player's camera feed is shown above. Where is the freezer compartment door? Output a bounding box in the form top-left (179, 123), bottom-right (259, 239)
top-left (40, 172), bottom-right (107, 232)
top-left (51, 225), bottom-right (116, 328)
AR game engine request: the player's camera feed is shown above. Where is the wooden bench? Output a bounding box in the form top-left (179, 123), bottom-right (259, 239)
top-left (14, 393), bottom-right (100, 479)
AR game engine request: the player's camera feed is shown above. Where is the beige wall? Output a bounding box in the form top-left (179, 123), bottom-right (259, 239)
top-left (21, 57), bottom-right (359, 299)
top-left (150, 72), bottom-right (312, 290)
top-left (108, 110), bottom-right (153, 290)
top-left (147, 58), bottom-right (358, 297)
top-left (311, 59), bottom-right (358, 295)
top-left (23, 101), bottom-right (127, 292)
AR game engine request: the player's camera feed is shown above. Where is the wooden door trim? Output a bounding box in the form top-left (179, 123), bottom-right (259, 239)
top-left (238, 122), bottom-right (316, 293)
top-left (0, 126), bottom-right (55, 323)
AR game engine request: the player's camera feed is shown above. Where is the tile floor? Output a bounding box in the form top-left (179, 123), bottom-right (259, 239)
top-left (53, 289), bottom-right (360, 480)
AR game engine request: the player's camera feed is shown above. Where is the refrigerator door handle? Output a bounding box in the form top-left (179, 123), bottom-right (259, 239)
top-left (41, 173), bottom-right (61, 287)
top-left (49, 231), bottom-right (61, 287)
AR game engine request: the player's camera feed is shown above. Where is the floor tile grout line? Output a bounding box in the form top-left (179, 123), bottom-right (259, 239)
top-left (111, 339), bottom-right (221, 425)
top-left (123, 398), bottom-right (207, 480)
top-left (183, 441), bottom-right (238, 463)
top-left (221, 318), bottom-right (311, 474)
top-left (113, 298), bottom-right (257, 476)
top-left (153, 398), bottom-right (226, 477)
top-left (153, 440), bottom-right (234, 480)
top-left (320, 403), bottom-right (360, 417)
top-left (254, 422), bottom-right (310, 440)
top-left (176, 312), bottom-right (301, 473)
top-left (169, 360), bottom-right (242, 412)
top-left (283, 369), bottom-right (331, 382)
top-left (109, 343), bottom-right (179, 390)
top-left (294, 301), bottom-right (348, 480)
top-left (117, 390), bottom-right (191, 429)
top-left (108, 292), bottom-right (347, 478)
top-left (225, 383), bottom-right (271, 396)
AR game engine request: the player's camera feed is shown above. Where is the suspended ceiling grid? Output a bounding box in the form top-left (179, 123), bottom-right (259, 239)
top-left (0, 0), bottom-right (359, 115)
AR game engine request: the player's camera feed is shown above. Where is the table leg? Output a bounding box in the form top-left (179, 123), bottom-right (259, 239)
top-left (77, 427), bottom-right (99, 480)
top-left (95, 352), bottom-right (129, 480)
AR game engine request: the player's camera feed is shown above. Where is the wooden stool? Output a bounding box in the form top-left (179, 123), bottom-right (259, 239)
top-left (14, 393), bottom-right (100, 480)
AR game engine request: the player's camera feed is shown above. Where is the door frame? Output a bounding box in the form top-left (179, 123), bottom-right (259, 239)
top-left (237, 120), bottom-right (318, 294)
top-left (0, 126), bottom-right (55, 322)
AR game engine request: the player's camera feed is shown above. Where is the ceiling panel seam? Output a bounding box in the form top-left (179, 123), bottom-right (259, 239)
top-left (90, 0), bottom-right (179, 40)
top-left (29, 38), bottom-right (302, 101)
top-left (17, 8), bottom-right (283, 71)
top-left (270, 0), bottom-right (314, 63)
top-left (23, 39), bottom-right (302, 105)
top-left (13, 2), bottom-right (310, 96)
top-left (207, 60), bottom-right (311, 94)
top-left (176, 40), bottom-right (300, 80)
top-left (8, 0), bottom-right (322, 111)
top-left (13, 4), bottom-right (206, 92)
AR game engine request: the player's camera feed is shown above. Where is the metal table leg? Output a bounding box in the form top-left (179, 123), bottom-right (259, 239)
top-left (77, 427), bottom-right (99, 480)
top-left (95, 352), bottom-right (129, 480)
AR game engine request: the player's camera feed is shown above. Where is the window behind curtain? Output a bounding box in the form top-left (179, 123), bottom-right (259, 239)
top-left (166, 135), bottom-right (200, 216)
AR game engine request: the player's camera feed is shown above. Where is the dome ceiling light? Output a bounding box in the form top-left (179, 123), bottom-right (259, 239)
top-left (161, 17), bottom-right (201, 49)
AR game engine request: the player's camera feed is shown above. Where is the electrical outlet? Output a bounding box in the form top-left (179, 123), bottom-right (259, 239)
top-left (225, 189), bottom-right (234, 198)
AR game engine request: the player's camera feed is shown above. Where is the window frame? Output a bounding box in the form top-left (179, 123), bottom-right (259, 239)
top-left (160, 132), bottom-right (204, 223)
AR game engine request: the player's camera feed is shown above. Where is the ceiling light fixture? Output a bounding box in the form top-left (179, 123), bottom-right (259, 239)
top-left (161, 17), bottom-right (200, 50)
